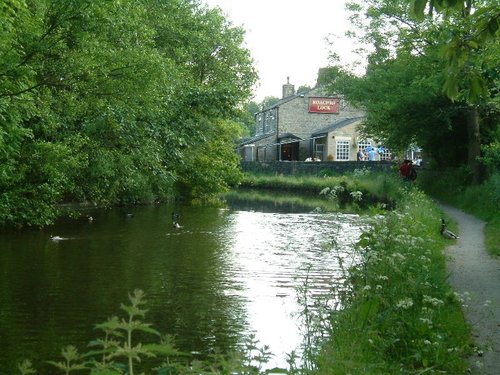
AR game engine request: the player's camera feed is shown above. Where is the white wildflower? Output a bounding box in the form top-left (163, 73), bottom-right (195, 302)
top-left (392, 253), bottom-right (406, 261)
top-left (350, 191), bottom-right (363, 202)
top-left (319, 187), bottom-right (331, 195)
top-left (396, 297), bottom-right (414, 309)
top-left (423, 295), bottom-right (444, 307)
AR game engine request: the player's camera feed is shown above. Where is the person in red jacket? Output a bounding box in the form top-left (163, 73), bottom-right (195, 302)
top-left (399, 159), bottom-right (411, 181)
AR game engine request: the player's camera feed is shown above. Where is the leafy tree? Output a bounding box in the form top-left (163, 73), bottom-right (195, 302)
top-left (0, 0), bottom-right (257, 227)
top-left (297, 85), bottom-right (312, 95)
top-left (322, 0), bottom-right (498, 178)
top-left (260, 96), bottom-right (280, 110)
top-left (236, 101), bottom-right (260, 137)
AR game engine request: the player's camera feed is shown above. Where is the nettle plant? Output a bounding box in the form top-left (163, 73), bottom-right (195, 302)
top-left (18, 290), bottom-right (274, 375)
top-left (44, 289), bottom-right (181, 375)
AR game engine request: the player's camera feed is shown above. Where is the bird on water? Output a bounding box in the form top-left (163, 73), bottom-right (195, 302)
top-left (172, 212), bottom-right (182, 229)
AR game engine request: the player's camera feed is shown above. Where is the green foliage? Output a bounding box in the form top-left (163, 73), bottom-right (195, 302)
top-left (47, 346), bottom-right (87, 374)
top-left (239, 170), bottom-right (398, 212)
top-left (19, 289), bottom-right (274, 374)
top-left (0, 0), bottom-right (257, 227)
top-left (314, 188), bottom-right (472, 373)
top-left (236, 101), bottom-right (260, 137)
top-left (260, 96), bottom-right (280, 109)
top-left (420, 168), bottom-right (500, 256)
top-left (409, 0), bottom-right (500, 103)
top-left (329, 0), bottom-right (499, 172)
top-left (176, 119), bottom-right (244, 204)
top-left (17, 360), bottom-right (36, 375)
top-left (480, 139), bottom-right (500, 176)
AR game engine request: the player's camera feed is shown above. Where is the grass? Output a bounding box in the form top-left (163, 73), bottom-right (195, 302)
top-left (312, 187), bottom-right (472, 374)
top-left (237, 170), bottom-right (473, 374)
top-left (223, 189), bottom-right (343, 213)
top-left (237, 168), bottom-right (402, 212)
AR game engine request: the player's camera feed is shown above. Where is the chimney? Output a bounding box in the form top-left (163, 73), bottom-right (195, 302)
top-left (282, 76), bottom-right (295, 99)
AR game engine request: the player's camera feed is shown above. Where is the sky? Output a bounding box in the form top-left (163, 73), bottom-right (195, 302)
top-left (203, 0), bottom-right (362, 102)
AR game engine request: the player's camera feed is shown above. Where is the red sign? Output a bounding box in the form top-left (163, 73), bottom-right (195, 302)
top-left (308, 97), bottom-right (340, 113)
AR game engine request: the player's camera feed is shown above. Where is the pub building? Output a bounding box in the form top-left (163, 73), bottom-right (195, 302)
top-left (238, 77), bottom-right (390, 162)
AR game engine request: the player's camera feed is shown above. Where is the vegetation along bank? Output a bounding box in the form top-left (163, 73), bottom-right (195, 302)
top-left (237, 169), bottom-right (479, 374)
top-left (12, 169), bottom-right (476, 374)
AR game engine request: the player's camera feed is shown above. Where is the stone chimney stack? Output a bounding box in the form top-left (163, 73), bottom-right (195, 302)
top-left (282, 76), bottom-right (295, 99)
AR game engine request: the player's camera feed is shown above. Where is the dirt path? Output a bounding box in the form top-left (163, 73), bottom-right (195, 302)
top-left (441, 205), bottom-right (500, 374)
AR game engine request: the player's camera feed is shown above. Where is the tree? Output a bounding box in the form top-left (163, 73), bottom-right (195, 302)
top-left (0, 0), bottom-right (257, 227)
top-left (322, 0), bottom-right (498, 177)
top-left (297, 85), bottom-right (312, 95)
top-left (409, 0), bottom-right (499, 178)
top-left (260, 96), bottom-right (280, 110)
top-left (235, 101), bottom-right (260, 137)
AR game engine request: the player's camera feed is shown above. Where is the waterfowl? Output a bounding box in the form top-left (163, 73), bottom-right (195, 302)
top-left (172, 212), bottom-right (182, 229)
top-left (50, 235), bottom-right (64, 241)
top-left (440, 218), bottom-right (459, 239)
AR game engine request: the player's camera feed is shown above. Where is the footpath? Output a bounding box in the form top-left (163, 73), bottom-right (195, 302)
top-left (441, 205), bottom-right (500, 374)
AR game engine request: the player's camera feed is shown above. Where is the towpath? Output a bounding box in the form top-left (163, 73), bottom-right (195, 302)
top-left (441, 205), bottom-right (500, 374)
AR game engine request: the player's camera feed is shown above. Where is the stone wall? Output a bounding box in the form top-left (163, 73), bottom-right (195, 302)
top-left (278, 89), bottom-right (364, 142)
top-left (241, 161), bottom-right (396, 175)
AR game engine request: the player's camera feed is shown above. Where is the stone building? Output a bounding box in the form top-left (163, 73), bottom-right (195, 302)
top-left (238, 78), bottom-right (389, 162)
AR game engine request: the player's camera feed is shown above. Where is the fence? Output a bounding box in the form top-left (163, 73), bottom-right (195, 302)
top-left (240, 160), bottom-right (396, 175)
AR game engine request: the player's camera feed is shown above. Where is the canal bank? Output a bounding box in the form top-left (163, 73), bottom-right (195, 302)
top-left (1, 171), bottom-right (474, 374)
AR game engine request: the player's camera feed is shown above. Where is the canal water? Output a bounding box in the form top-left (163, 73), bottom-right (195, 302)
top-left (0, 201), bottom-right (364, 373)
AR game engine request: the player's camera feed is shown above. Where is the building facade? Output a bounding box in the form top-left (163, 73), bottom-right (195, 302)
top-left (238, 79), bottom-right (388, 162)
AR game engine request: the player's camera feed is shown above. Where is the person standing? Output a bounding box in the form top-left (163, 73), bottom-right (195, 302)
top-left (399, 159), bottom-right (411, 180)
top-left (408, 161), bottom-right (417, 182)
top-left (357, 149), bottom-right (365, 161)
top-left (368, 148), bottom-right (377, 161)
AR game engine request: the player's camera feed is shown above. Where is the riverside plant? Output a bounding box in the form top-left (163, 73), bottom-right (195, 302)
top-left (18, 290), bottom-right (274, 375)
top-left (292, 223), bottom-right (361, 374)
top-left (313, 187), bottom-right (472, 374)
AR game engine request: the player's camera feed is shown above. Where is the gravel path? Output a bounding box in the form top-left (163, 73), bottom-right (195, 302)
top-left (441, 205), bottom-right (500, 374)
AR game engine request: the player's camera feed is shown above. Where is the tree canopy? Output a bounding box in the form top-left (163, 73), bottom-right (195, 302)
top-left (320, 0), bottom-right (498, 175)
top-left (0, 0), bottom-right (257, 227)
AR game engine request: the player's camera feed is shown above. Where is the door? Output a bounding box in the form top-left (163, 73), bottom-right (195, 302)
top-left (281, 142), bottom-right (299, 161)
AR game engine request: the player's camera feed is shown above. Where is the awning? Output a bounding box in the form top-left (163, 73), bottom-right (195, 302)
top-left (277, 133), bottom-right (302, 144)
top-left (257, 133), bottom-right (303, 148)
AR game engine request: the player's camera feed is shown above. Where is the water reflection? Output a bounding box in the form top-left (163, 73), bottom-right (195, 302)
top-left (0, 203), bottom-right (363, 372)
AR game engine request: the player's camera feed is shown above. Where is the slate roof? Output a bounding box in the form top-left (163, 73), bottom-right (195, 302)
top-left (256, 87), bottom-right (319, 113)
top-left (238, 133), bottom-right (274, 146)
top-left (311, 116), bottom-right (365, 138)
top-left (278, 133), bottom-right (302, 141)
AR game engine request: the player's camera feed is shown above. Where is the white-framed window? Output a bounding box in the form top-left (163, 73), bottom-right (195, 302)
top-left (358, 140), bottom-right (372, 152)
top-left (336, 140), bottom-right (350, 160)
top-left (380, 148), bottom-right (392, 161)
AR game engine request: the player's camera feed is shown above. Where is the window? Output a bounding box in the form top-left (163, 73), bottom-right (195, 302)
top-left (256, 114), bottom-right (264, 134)
top-left (380, 148), bottom-right (392, 161)
top-left (358, 140), bottom-right (372, 152)
top-left (315, 143), bottom-right (324, 160)
top-left (336, 140), bottom-right (350, 160)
